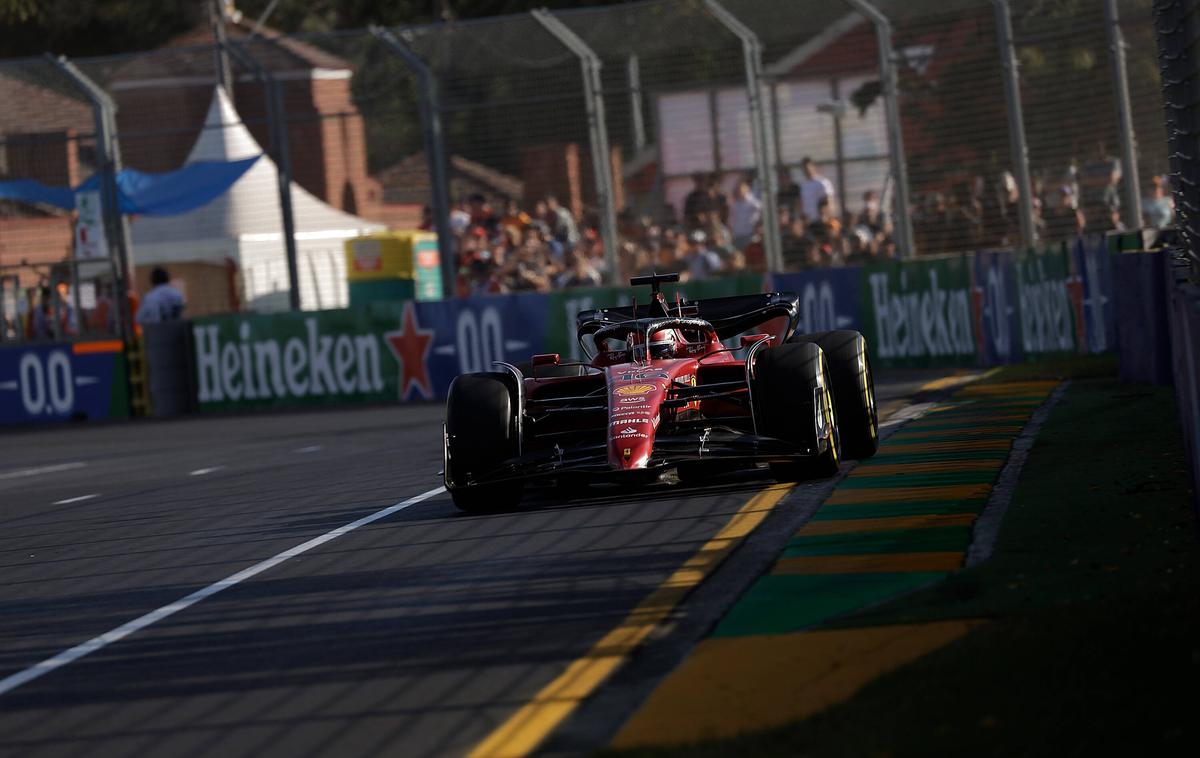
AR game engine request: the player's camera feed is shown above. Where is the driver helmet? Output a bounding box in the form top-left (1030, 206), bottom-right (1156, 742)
top-left (646, 328), bottom-right (678, 359)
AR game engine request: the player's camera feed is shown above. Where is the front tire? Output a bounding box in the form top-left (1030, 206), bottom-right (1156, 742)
top-left (752, 342), bottom-right (840, 481)
top-left (445, 373), bottom-right (524, 512)
top-left (790, 330), bottom-right (878, 459)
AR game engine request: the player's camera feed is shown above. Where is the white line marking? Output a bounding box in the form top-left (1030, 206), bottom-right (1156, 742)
top-left (879, 402), bottom-right (937, 429)
top-left (0, 485), bottom-right (446, 697)
top-left (294, 445), bottom-right (323, 454)
top-left (189, 467), bottom-right (224, 476)
top-left (52, 494), bottom-right (99, 505)
top-left (0, 462), bottom-right (86, 481)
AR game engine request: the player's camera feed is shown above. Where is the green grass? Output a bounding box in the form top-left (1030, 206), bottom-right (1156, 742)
top-left (606, 379), bottom-right (1197, 757)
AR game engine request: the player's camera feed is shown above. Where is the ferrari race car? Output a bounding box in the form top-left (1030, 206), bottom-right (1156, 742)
top-left (442, 273), bottom-right (878, 512)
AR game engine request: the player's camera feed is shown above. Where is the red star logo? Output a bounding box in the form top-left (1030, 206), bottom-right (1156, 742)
top-left (384, 301), bottom-right (434, 400)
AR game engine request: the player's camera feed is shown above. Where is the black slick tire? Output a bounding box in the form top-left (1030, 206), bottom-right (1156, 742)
top-left (445, 372), bottom-right (524, 512)
top-left (752, 342), bottom-right (840, 482)
top-left (790, 329), bottom-right (878, 460)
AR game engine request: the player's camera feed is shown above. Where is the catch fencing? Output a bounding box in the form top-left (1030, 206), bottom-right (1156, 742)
top-left (1153, 0), bottom-right (1200, 514)
top-left (0, 0), bottom-right (1173, 325)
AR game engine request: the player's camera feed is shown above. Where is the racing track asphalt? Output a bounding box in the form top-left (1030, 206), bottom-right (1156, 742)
top-left (0, 368), bottom-right (971, 758)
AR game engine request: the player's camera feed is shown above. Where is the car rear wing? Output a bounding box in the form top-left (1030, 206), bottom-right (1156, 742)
top-left (576, 291), bottom-right (800, 341)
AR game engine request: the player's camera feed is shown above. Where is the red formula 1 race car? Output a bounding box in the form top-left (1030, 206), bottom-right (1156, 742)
top-left (442, 273), bottom-right (878, 512)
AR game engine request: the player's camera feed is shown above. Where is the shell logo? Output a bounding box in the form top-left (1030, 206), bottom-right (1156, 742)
top-left (614, 383), bottom-right (656, 396)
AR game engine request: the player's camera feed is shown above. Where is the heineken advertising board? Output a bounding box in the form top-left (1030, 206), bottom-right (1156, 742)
top-left (859, 254), bottom-right (977, 367)
top-left (191, 295), bottom-right (549, 412)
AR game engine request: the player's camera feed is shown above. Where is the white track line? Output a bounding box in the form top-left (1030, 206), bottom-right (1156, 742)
top-left (52, 494), bottom-right (99, 505)
top-left (0, 485), bottom-right (446, 697)
top-left (294, 445), bottom-right (323, 454)
top-left (0, 462), bottom-right (86, 481)
top-left (189, 467), bottom-right (224, 476)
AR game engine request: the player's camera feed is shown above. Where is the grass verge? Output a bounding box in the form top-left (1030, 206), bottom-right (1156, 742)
top-left (606, 377), bottom-right (1197, 757)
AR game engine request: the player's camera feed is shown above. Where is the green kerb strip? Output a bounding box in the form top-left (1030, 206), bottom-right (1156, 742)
top-left (810, 500), bottom-right (986, 520)
top-left (783, 526), bottom-right (972, 557)
top-left (866, 450), bottom-right (1010, 464)
top-left (835, 471), bottom-right (998, 488)
top-left (711, 572), bottom-right (948, 637)
top-left (699, 381), bottom-right (1045, 640)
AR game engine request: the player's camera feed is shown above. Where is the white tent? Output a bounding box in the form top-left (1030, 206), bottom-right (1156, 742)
top-left (129, 86), bottom-right (384, 311)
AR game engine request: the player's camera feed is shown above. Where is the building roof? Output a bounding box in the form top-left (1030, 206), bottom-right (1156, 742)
top-left (0, 69), bottom-right (92, 137)
top-left (99, 17), bottom-right (353, 91)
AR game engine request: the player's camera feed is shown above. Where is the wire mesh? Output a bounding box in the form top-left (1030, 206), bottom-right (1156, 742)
top-left (722, 0), bottom-right (894, 267)
top-left (550, 0), bottom-right (765, 278)
top-left (0, 0), bottom-right (1178, 318)
top-left (0, 57), bottom-right (122, 342)
top-left (1153, 0), bottom-right (1200, 268)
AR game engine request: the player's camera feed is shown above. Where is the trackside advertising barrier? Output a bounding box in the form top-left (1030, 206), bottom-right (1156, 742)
top-left (0, 341), bottom-right (129, 424)
top-left (185, 241), bottom-right (1121, 413)
top-left (191, 296), bottom-right (550, 411)
top-left (1165, 276), bottom-right (1200, 514)
top-left (859, 253), bottom-right (977, 367)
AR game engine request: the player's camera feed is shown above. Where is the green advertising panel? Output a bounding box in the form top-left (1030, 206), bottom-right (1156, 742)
top-left (859, 254), bottom-right (977, 368)
top-left (192, 305), bottom-right (401, 413)
top-left (1015, 242), bottom-right (1080, 357)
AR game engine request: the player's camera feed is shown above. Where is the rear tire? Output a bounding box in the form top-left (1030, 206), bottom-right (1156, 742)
top-left (790, 330), bottom-right (878, 460)
top-left (445, 373), bottom-right (524, 512)
top-left (752, 342), bottom-right (840, 482)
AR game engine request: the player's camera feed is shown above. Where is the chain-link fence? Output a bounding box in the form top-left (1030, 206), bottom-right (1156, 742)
top-left (0, 56), bottom-right (127, 344)
top-left (0, 0), bottom-right (1175, 334)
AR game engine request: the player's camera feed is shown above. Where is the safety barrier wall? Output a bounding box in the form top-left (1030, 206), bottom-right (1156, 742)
top-left (0, 235), bottom-right (1130, 423)
top-left (1165, 275), bottom-right (1200, 514)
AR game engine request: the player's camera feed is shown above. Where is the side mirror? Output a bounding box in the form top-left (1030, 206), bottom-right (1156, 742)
top-left (531, 353), bottom-right (560, 367)
top-left (740, 333), bottom-right (773, 348)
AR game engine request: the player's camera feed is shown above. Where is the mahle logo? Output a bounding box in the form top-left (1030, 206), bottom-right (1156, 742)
top-left (194, 319), bottom-right (385, 403)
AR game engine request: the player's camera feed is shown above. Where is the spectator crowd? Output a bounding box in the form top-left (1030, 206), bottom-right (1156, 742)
top-left (431, 155), bottom-right (1175, 296)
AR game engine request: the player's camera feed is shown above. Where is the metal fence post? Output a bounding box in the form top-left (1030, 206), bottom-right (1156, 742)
top-left (372, 25), bottom-right (457, 300)
top-left (50, 54), bottom-right (135, 341)
top-left (1104, 0), bottom-right (1144, 229)
top-left (627, 54), bottom-right (647, 154)
top-left (993, 0), bottom-right (1037, 251)
top-left (703, 0), bottom-right (782, 274)
top-left (223, 40), bottom-right (301, 310)
top-left (531, 9), bottom-right (620, 285)
top-left (844, 0), bottom-right (916, 258)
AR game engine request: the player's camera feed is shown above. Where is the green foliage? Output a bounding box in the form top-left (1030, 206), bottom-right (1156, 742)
top-left (0, 0), bottom-right (36, 24)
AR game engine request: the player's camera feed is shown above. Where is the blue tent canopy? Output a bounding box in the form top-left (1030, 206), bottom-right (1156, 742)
top-left (0, 155), bottom-right (260, 216)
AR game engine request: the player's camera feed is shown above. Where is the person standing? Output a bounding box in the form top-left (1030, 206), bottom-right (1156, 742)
top-left (799, 157), bottom-right (836, 222)
top-left (1143, 175), bottom-right (1175, 229)
top-left (683, 230), bottom-right (722, 281)
top-left (682, 173), bottom-right (713, 231)
top-left (729, 180), bottom-right (762, 251)
top-left (135, 267), bottom-right (185, 325)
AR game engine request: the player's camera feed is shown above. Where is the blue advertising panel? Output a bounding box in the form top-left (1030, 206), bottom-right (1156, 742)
top-left (1072, 235), bottom-right (1117, 354)
top-left (770, 268), bottom-right (862, 335)
top-left (972, 249), bottom-right (1023, 366)
top-left (0, 342), bottom-right (127, 425)
top-left (414, 292), bottom-right (550, 400)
